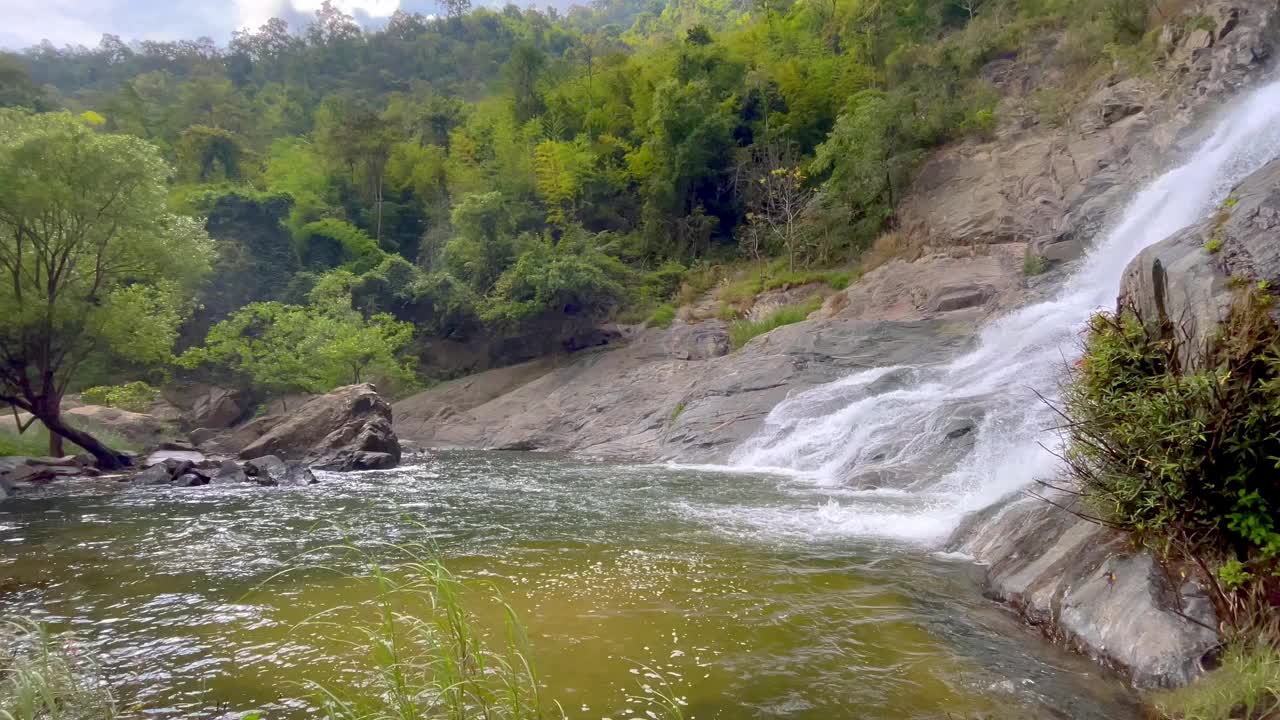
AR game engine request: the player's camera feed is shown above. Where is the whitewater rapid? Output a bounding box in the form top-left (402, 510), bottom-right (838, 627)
top-left (721, 79), bottom-right (1280, 544)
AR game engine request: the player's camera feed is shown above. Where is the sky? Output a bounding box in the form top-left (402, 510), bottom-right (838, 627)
top-left (0, 0), bottom-right (448, 50)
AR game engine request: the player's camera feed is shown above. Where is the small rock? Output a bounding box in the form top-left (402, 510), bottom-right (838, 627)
top-left (6, 465), bottom-right (57, 485)
top-left (313, 451), bottom-right (397, 472)
top-left (946, 425), bottom-right (974, 440)
top-left (189, 428), bottom-right (219, 447)
top-left (25, 456), bottom-right (82, 468)
top-left (174, 473), bottom-right (208, 488)
top-left (145, 450), bottom-right (206, 468)
top-left (282, 465), bottom-right (318, 486)
top-left (212, 459), bottom-right (249, 484)
top-left (244, 455), bottom-right (288, 486)
top-left (133, 464), bottom-right (173, 486)
top-left (157, 440), bottom-right (199, 452)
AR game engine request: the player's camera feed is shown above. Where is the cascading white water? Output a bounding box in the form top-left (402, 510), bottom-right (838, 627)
top-left (726, 79), bottom-right (1280, 544)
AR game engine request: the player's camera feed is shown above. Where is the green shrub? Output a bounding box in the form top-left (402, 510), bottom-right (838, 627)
top-left (728, 298), bottom-right (822, 349)
top-left (1205, 237), bottom-right (1223, 254)
top-left (80, 381), bottom-right (158, 413)
top-left (640, 261), bottom-right (688, 304)
top-left (1023, 252), bottom-right (1049, 276)
top-left (1062, 292), bottom-right (1280, 623)
top-left (1156, 642), bottom-right (1280, 720)
top-left (648, 304), bottom-right (677, 328)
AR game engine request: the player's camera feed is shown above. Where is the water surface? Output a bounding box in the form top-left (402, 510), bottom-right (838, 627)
top-left (1, 452), bottom-right (1136, 719)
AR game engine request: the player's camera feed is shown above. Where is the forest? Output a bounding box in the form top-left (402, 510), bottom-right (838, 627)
top-left (0, 0), bottom-right (1160, 456)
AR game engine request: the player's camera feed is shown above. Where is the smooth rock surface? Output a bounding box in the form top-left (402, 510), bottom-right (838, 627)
top-left (950, 496), bottom-right (1219, 688)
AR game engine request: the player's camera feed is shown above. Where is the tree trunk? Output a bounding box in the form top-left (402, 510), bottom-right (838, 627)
top-left (36, 409), bottom-right (130, 470)
top-left (48, 429), bottom-right (63, 458)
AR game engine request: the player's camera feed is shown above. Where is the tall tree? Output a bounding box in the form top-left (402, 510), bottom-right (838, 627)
top-left (0, 112), bottom-right (212, 467)
top-left (506, 42), bottom-right (547, 125)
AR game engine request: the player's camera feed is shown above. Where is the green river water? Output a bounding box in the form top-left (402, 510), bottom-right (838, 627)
top-left (0, 451), bottom-right (1138, 719)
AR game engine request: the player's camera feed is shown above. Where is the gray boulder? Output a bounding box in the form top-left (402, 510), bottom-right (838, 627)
top-left (144, 449), bottom-right (207, 468)
top-left (240, 384), bottom-right (400, 471)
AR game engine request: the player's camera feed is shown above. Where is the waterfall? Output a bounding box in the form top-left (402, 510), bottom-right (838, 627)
top-left (726, 79), bottom-right (1280, 544)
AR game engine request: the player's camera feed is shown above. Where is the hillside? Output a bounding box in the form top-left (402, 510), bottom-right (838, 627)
top-left (2, 0), bottom-right (1185, 396)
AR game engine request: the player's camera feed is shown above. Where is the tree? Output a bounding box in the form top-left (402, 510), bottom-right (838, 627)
top-left (308, 1), bottom-right (363, 46)
top-left (315, 97), bottom-right (395, 244)
top-left (533, 139), bottom-right (590, 228)
top-left (443, 192), bottom-right (520, 293)
top-left (181, 276), bottom-right (416, 396)
top-left (0, 112), bottom-right (213, 467)
top-left (440, 0), bottom-right (473, 19)
top-left (506, 42), bottom-right (547, 124)
top-left (174, 125), bottom-right (247, 182)
top-left (811, 90), bottom-right (916, 239)
top-left (0, 54), bottom-right (47, 110)
top-left (482, 229), bottom-right (630, 344)
top-left (741, 142), bottom-right (815, 269)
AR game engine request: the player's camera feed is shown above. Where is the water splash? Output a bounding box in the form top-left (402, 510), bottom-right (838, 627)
top-left (727, 79), bottom-right (1280, 544)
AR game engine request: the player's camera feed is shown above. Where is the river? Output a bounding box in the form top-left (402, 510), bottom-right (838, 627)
top-left (1, 452), bottom-right (1135, 719)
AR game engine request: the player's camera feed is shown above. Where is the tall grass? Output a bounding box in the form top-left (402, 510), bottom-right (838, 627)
top-left (284, 541), bottom-right (694, 720)
top-left (0, 618), bottom-right (116, 720)
top-left (285, 545), bottom-right (552, 720)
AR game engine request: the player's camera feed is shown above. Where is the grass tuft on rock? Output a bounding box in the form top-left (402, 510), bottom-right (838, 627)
top-left (1156, 642), bottom-right (1280, 720)
top-left (728, 298), bottom-right (822, 350)
top-left (647, 304), bottom-right (677, 329)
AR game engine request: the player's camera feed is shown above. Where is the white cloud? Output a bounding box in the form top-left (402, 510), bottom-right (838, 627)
top-left (234, 0), bottom-right (401, 30)
top-left (0, 0), bottom-right (407, 49)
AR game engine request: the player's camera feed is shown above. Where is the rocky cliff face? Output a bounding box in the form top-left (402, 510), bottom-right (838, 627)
top-left (900, 0), bottom-right (1279, 266)
top-left (393, 0), bottom-right (1280, 690)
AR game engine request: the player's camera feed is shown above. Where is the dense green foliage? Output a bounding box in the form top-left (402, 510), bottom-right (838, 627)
top-left (0, 0), bottom-right (1170, 396)
top-left (79, 383), bottom-right (160, 414)
top-left (1062, 292), bottom-right (1280, 626)
top-left (178, 278), bottom-right (417, 397)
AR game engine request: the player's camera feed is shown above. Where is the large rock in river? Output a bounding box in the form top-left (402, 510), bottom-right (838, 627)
top-left (239, 383), bottom-right (400, 471)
